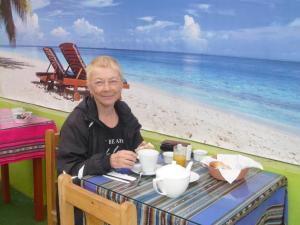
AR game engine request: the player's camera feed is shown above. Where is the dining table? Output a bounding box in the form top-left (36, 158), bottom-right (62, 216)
top-left (81, 161), bottom-right (287, 225)
top-left (0, 108), bottom-right (57, 221)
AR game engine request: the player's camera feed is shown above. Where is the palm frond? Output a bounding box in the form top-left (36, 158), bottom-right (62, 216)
top-left (0, 0), bottom-right (16, 45)
top-left (11, 0), bottom-right (32, 21)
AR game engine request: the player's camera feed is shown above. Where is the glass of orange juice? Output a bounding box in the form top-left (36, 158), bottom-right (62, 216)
top-left (173, 144), bottom-right (187, 167)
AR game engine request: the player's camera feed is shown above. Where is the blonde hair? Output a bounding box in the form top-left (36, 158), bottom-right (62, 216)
top-left (86, 56), bottom-right (124, 85)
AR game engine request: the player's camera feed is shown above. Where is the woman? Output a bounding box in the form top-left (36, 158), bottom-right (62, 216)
top-left (57, 56), bottom-right (144, 177)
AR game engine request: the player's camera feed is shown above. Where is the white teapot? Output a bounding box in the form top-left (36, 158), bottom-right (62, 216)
top-left (152, 161), bottom-right (192, 198)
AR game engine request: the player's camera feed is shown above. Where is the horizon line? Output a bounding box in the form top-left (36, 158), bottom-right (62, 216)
top-left (0, 44), bottom-right (299, 63)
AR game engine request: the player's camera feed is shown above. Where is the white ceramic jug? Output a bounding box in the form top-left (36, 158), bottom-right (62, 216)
top-left (152, 161), bottom-right (190, 198)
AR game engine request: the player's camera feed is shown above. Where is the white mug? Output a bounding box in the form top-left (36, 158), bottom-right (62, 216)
top-left (138, 149), bottom-right (159, 174)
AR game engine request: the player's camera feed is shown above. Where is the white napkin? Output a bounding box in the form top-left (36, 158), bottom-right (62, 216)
top-left (201, 154), bottom-right (263, 184)
top-left (107, 171), bottom-right (136, 181)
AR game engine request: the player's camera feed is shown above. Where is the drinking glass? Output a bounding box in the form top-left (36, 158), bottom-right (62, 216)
top-left (173, 144), bottom-right (186, 166)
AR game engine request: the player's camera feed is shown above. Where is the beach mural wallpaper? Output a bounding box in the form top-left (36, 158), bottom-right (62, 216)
top-left (0, 0), bottom-right (299, 165)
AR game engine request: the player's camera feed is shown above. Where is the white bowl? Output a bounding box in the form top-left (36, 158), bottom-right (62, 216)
top-left (193, 149), bottom-right (207, 161)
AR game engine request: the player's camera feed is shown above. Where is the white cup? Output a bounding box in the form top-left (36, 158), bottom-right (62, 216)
top-left (163, 152), bottom-right (173, 164)
top-left (193, 150), bottom-right (207, 161)
top-left (138, 149), bottom-right (159, 174)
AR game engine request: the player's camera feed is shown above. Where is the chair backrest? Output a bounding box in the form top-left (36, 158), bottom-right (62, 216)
top-left (43, 47), bottom-right (66, 80)
top-left (58, 174), bottom-right (137, 225)
top-left (59, 43), bottom-right (87, 80)
top-left (45, 129), bottom-right (60, 225)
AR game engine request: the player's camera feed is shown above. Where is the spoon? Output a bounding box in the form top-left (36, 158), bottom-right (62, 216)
top-left (185, 161), bottom-right (193, 172)
top-left (130, 172), bottom-right (143, 188)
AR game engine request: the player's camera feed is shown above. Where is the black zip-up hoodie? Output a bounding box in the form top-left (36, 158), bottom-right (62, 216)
top-left (57, 95), bottom-right (143, 176)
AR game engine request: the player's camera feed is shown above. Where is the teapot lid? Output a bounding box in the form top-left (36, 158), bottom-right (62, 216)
top-left (156, 161), bottom-right (188, 178)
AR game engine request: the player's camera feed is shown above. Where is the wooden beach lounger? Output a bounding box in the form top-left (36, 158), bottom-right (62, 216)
top-left (36, 47), bottom-right (88, 100)
top-left (36, 47), bottom-right (70, 91)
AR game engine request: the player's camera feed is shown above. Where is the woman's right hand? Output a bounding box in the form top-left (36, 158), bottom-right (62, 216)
top-left (110, 150), bottom-right (137, 169)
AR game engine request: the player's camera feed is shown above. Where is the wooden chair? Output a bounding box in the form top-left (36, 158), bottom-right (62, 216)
top-left (58, 173), bottom-right (137, 225)
top-left (45, 129), bottom-right (60, 225)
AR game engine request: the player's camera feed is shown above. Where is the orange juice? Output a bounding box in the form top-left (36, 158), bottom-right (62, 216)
top-left (173, 154), bottom-right (186, 166)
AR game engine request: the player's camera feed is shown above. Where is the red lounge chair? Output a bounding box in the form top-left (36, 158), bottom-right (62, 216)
top-left (59, 43), bottom-right (86, 79)
top-left (59, 42), bottom-right (130, 90)
top-left (36, 47), bottom-right (87, 100)
top-left (36, 47), bottom-right (66, 90)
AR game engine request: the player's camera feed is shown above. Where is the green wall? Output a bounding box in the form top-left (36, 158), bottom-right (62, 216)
top-left (1, 97), bottom-right (299, 224)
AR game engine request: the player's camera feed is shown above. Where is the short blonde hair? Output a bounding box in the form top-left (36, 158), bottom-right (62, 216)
top-left (86, 56), bottom-right (124, 85)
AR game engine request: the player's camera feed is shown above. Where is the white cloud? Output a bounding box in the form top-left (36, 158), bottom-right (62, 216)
top-left (15, 13), bottom-right (44, 43)
top-left (181, 15), bottom-right (207, 52)
top-left (196, 3), bottom-right (211, 12)
top-left (48, 10), bottom-right (63, 17)
top-left (135, 20), bottom-right (176, 32)
top-left (288, 18), bottom-right (300, 27)
top-left (203, 20), bottom-right (300, 60)
top-left (73, 18), bottom-right (104, 37)
top-left (182, 15), bottom-right (202, 41)
top-left (130, 15), bottom-right (207, 53)
top-left (30, 0), bottom-right (50, 10)
top-left (51, 27), bottom-right (70, 37)
top-left (187, 4), bottom-right (235, 17)
top-left (214, 22), bottom-right (300, 42)
top-left (185, 9), bottom-right (198, 17)
top-left (138, 16), bottom-right (154, 22)
top-left (81, 0), bottom-right (119, 8)
top-left (206, 31), bottom-right (216, 38)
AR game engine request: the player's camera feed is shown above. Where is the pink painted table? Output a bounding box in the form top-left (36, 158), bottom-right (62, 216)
top-left (0, 108), bottom-right (57, 221)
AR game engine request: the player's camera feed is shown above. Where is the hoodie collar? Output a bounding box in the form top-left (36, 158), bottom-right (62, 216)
top-left (77, 96), bottom-right (134, 128)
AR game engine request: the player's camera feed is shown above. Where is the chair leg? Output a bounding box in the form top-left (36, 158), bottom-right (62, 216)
top-left (73, 86), bottom-right (80, 101)
top-left (33, 158), bottom-right (44, 221)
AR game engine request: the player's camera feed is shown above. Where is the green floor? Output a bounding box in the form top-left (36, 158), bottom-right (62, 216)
top-left (0, 183), bottom-right (47, 225)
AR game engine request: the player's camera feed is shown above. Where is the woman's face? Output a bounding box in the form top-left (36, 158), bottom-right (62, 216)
top-left (88, 67), bottom-right (123, 108)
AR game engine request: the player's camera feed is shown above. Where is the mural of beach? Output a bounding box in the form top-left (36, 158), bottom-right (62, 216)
top-left (0, 46), bottom-right (299, 165)
top-left (1, 0), bottom-right (300, 165)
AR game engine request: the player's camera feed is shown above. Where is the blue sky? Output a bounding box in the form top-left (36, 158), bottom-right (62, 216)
top-left (2, 0), bottom-right (300, 61)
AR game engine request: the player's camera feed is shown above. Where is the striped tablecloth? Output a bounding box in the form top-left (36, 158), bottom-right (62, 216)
top-left (82, 162), bottom-right (287, 225)
top-left (0, 109), bottom-right (57, 164)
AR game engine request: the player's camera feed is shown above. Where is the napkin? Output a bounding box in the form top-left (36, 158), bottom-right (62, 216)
top-left (201, 154), bottom-right (263, 184)
top-left (107, 171), bottom-right (136, 181)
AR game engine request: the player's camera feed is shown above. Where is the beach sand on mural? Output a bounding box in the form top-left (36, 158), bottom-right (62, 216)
top-left (0, 50), bottom-right (299, 165)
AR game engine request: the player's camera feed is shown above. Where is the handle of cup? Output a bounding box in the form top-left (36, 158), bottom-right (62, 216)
top-left (152, 178), bottom-right (167, 196)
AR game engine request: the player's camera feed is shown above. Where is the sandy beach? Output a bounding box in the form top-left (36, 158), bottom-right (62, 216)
top-left (1, 50), bottom-right (299, 165)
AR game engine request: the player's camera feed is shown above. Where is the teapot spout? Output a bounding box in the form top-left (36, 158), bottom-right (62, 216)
top-left (185, 161), bottom-right (193, 172)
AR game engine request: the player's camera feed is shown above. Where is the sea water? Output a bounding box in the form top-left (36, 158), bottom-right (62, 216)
top-left (1, 46), bottom-right (300, 132)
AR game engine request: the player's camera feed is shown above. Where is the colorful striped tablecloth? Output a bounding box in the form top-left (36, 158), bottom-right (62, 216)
top-left (0, 109), bottom-right (57, 164)
top-left (82, 162), bottom-right (287, 225)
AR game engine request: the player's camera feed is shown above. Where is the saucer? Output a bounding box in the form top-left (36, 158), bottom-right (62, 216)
top-left (131, 163), bottom-right (162, 176)
top-left (190, 171), bottom-right (200, 183)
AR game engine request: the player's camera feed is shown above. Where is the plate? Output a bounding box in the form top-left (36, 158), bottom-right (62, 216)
top-left (131, 163), bottom-right (162, 176)
top-left (190, 171), bottom-right (200, 182)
